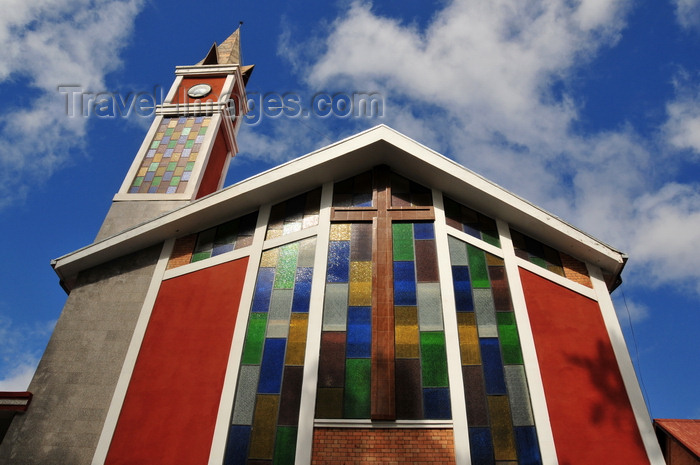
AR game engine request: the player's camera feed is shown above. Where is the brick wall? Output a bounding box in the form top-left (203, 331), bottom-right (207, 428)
top-left (312, 427), bottom-right (456, 465)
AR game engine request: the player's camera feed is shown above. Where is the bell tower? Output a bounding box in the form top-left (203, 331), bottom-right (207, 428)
top-left (96, 28), bottom-right (254, 241)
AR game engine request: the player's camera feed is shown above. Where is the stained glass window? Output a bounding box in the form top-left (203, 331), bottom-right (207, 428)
top-left (449, 236), bottom-right (542, 464)
top-left (167, 211), bottom-right (257, 269)
top-left (332, 171), bottom-right (373, 208)
top-left (266, 188), bottom-right (321, 240)
top-left (510, 229), bottom-right (591, 287)
top-left (224, 237), bottom-right (316, 465)
top-left (315, 223), bottom-right (373, 419)
top-left (444, 196), bottom-right (500, 247)
top-left (390, 172), bottom-right (432, 207)
top-left (129, 116), bottom-right (210, 194)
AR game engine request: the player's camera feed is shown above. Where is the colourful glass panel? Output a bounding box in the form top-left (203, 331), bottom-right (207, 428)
top-left (224, 237), bottom-right (315, 465)
top-left (390, 172), bottom-right (432, 207)
top-left (316, 223), bottom-right (373, 418)
top-left (449, 237), bottom-right (542, 464)
top-left (443, 196), bottom-right (500, 247)
top-left (393, 222), bottom-right (451, 420)
top-left (266, 188), bottom-right (321, 240)
top-left (332, 170), bottom-right (374, 207)
top-left (510, 228), bottom-right (592, 287)
top-left (129, 116), bottom-right (210, 194)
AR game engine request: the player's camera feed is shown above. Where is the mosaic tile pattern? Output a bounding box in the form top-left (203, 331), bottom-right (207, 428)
top-left (390, 172), bottom-right (432, 207)
top-left (129, 116), bottom-right (210, 194)
top-left (224, 237), bottom-right (316, 465)
top-left (393, 222), bottom-right (451, 419)
top-left (510, 229), bottom-right (592, 287)
top-left (332, 171), bottom-right (373, 207)
top-left (444, 196), bottom-right (500, 248)
top-left (449, 236), bottom-right (542, 464)
top-left (316, 223), bottom-right (373, 419)
top-left (266, 188), bottom-right (321, 240)
top-left (167, 211), bottom-right (257, 269)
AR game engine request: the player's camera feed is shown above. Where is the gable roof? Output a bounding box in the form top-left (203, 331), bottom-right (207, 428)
top-left (51, 125), bottom-right (626, 287)
top-left (655, 419), bottom-right (700, 459)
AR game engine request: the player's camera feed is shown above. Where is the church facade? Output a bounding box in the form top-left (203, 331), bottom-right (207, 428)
top-left (0, 30), bottom-right (665, 465)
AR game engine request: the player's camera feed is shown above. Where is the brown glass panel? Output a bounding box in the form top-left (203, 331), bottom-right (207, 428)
top-left (463, 365), bottom-right (489, 426)
top-left (488, 267), bottom-right (513, 311)
top-left (395, 359), bottom-right (423, 419)
top-left (278, 366), bottom-right (304, 426)
top-left (415, 240), bottom-right (439, 282)
top-left (318, 332), bottom-right (346, 388)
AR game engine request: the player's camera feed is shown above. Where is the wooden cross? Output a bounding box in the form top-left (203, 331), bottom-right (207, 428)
top-left (330, 166), bottom-right (434, 420)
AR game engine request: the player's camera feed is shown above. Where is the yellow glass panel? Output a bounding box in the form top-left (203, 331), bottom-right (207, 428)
top-left (265, 229), bottom-right (283, 240)
top-left (330, 223), bottom-right (351, 241)
top-left (395, 306), bottom-right (419, 358)
top-left (260, 248), bottom-right (280, 268)
top-left (174, 166), bottom-right (185, 176)
top-left (168, 119), bottom-right (178, 127)
top-left (249, 395), bottom-right (279, 460)
top-left (155, 132), bottom-right (165, 140)
top-left (155, 166), bottom-right (167, 176)
top-left (171, 152), bottom-right (181, 162)
top-left (185, 118), bottom-right (195, 127)
top-left (488, 396), bottom-right (517, 461)
top-left (171, 131), bottom-right (181, 139)
top-left (153, 153), bottom-right (163, 163)
top-left (457, 313), bottom-right (481, 365)
top-left (486, 253), bottom-right (504, 266)
top-left (286, 314), bottom-right (308, 365)
top-left (137, 167), bottom-right (148, 177)
top-left (349, 282), bottom-right (372, 306)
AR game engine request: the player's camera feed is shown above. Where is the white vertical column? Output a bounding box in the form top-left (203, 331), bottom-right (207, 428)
top-left (92, 239), bottom-right (175, 465)
top-left (295, 182), bottom-right (334, 465)
top-left (432, 190), bottom-right (471, 465)
top-left (587, 265), bottom-right (665, 465)
top-left (208, 204), bottom-right (271, 465)
top-left (496, 219), bottom-right (559, 465)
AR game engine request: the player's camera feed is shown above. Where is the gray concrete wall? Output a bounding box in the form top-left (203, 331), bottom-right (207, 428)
top-left (95, 200), bottom-right (189, 241)
top-left (0, 244), bottom-right (162, 465)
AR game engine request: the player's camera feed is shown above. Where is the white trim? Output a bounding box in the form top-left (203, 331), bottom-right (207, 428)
top-left (445, 227), bottom-right (504, 259)
top-left (497, 220), bottom-right (559, 465)
top-left (587, 264), bottom-right (666, 465)
top-left (162, 246), bottom-right (251, 280)
top-left (208, 203), bottom-right (271, 465)
top-left (91, 239), bottom-right (174, 464)
top-left (432, 189), bottom-right (471, 465)
top-left (262, 226), bottom-right (318, 251)
top-left (164, 75), bottom-right (183, 104)
top-left (295, 182), bottom-right (333, 465)
top-left (517, 258), bottom-right (598, 301)
top-left (55, 125), bottom-right (626, 283)
top-left (175, 64), bottom-right (240, 75)
top-left (313, 419), bottom-right (454, 429)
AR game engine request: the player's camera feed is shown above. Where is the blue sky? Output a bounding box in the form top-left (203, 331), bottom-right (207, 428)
top-left (1, 0), bottom-right (699, 421)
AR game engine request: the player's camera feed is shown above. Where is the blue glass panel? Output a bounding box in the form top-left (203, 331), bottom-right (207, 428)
top-left (413, 222), bottom-right (435, 240)
top-left (423, 388), bottom-right (452, 419)
top-left (291, 267), bottom-right (313, 313)
top-left (452, 266), bottom-right (474, 312)
top-left (346, 306), bottom-right (372, 358)
top-left (252, 268), bottom-right (276, 313)
top-left (353, 193), bottom-right (373, 207)
top-left (223, 425), bottom-right (250, 465)
top-left (463, 223), bottom-right (481, 239)
top-left (327, 241), bottom-right (350, 283)
top-left (469, 427), bottom-right (495, 465)
top-left (258, 338), bottom-right (287, 394)
top-left (480, 338), bottom-right (507, 395)
top-left (212, 243), bottom-right (235, 256)
top-left (394, 261), bottom-right (417, 306)
top-left (515, 426), bottom-right (543, 465)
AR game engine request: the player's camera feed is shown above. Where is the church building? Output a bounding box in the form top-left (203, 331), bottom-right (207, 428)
top-left (0, 29), bottom-right (665, 465)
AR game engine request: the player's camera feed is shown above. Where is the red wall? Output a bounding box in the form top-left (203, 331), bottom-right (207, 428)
top-left (196, 129), bottom-right (229, 199)
top-left (171, 76), bottom-right (228, 105)
top-left (520, 269), bottom-right (649, 464)
top-left (105, 258), bottom-right (249, 465)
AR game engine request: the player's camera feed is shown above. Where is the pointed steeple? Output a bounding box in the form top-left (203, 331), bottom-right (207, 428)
top-left (216, 27), bottom-right (241, 64)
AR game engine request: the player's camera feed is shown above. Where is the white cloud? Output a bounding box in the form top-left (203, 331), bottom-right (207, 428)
top-left (282, 0), bottom-right (700, 296)
top-left (0, 0), bottom-right (144, 208)
top-left (664, 75), bottom-right (700, 155)
top-left (0, 314), bottom-right (55, 391)
top-left (673, 0), bottom-right (700, 30)
top-left (0, 362), bottom-right (37, 391)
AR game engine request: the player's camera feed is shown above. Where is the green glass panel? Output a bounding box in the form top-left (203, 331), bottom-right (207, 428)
top-left (392, 223), bottom-right (414, 261)
top-left (167, 162), bottom-right (177, 171)
top-left (150, 140), bottom-right (160, 149)
top-left (199, 126), bottom-right (208, 135)
top-left (168, 140), bottom-right (178, 149)
top-left (148, 162), bottom-right (159, 172)
top-left (185, 139), bottom-right (195, 149)
top-left (151, 176), bottom-right (162, 187)
top-left (344, 358), bottom-right (370, 418)
top-left (132, 176), bottom-right (144, 187)
top-left (497, 313), bottom-right (523, 364)
top-left (420, 332), bottom-right (449, 387)
top-left (482, 230), bottom-right (501, 248)
top-left (185, 161), bottom-right (196, 171)
top-left (242, 313), bottom-right (268, 364)
top-left (165, 128), bottom-right (174, 136)
top-left (467, 244), bottom-right (491, 288)
top-left (191, 251), bottom-right (211, 262)
top-left (274, 243), bottom-right (299, 289)
top-left (529, 256), bottom-right (547, 268)
top-left (169, 176), bottom-right (181, 186)
top-left (273, 427), bottom-right (297, 465)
